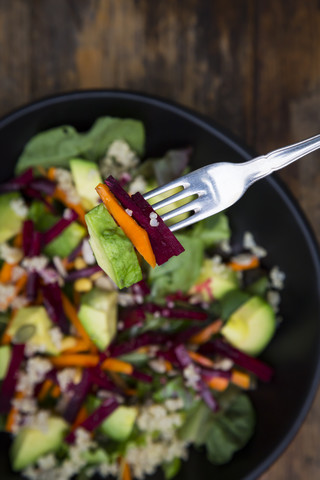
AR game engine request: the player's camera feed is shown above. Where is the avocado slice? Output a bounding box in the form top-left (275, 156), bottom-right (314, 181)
top-left (0, 192), bottom-right (27, 243)
top-left (190, 258), bottom-right (239, 300)
top-left (8, 306), bottom-right (60, 355)
top-left (28, 200), bottom-right (86, 258)
top-left (78, 289), bottom-right (117, 351)
top-left (10, 416), bottom-right (67, 471)
top-left (0, 345), bottom-right (11, 380)
top-left (70, 159), bottom-right (102, 211)
top-left (87, 396), bottom-right (138, 442)
top-left (85, 203), bottom-right (142, 289)
top-left (221, 296), bottom-right (276, 356)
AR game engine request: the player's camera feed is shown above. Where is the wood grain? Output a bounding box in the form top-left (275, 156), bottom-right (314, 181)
top-left (0, 1), bottom-right (320, 478)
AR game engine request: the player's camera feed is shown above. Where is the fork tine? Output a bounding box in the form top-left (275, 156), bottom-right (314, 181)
top-left (161, 197), bottom-right (202, 222)
top-left (150, 187), bottom-right (199, 211)
top-left (169, 209), bottom-right (210, 232)
top-left (143, 178), bottom-right (189, 201)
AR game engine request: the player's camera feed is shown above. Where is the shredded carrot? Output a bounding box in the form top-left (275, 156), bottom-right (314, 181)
top-left (71, 405), bottom-right (88, 430)
top-left (1, 308), bottom-right (19, 345)
top-left (121, 461), bottom-right (132, 480)
top-left (96, 183), bottom-right (156, 268)
top-left (206, 376), bottom-right (229, 392)
top-left (0, 262), bottom-right (15, 283)
top-left (53, 187), bottom-right (86, 226)
top-left (50, 354), bottom-right (100, 368)
top-left (125, 388), bottom-right (138, 396)
top-left (62, 338), bottom-right (90, 354)
top-left (51, 384), bottom-right (61, 398)
top-left (188, 350), bottom-right (215, 368)
top-left (101, 358), bottom-right (134, 375)
top-left (231, 369), bottom-right (251, 390)
top-left (36, 166), bottom-right (47, 177)
top-left (5, 391), bottom-right (24, 432)
top-left (189, 319), bottom-right (223, 345)
top-left (108, 371), bottom-right (130, 391)
top-left (13, 233), bottom-right (23, 248)
top-left (229, 255), bottom-right (259, 271)
top-left (61, 293), bottom-right (95, 349)
top-left (47, 167), bottom-right (56, 181)
top-left (164, 360), bottom-right (173, 371)
top-left (38, 379), bottom-right (54, 402)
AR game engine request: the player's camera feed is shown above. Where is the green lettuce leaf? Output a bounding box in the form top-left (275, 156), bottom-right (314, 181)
top-left (191, 213), bottom-right (231, 249)
top-left (162, 457), bottom-right (181, 479)
top-left (179, 389), bottom-right (255, 465)
top-left (149, 234), bottom-right (204, 298)
top-left (15, 117), bottom-right (145, 173)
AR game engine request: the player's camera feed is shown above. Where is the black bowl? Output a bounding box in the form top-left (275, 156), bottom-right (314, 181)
top-left (1, 91), bottom-right (320, 480)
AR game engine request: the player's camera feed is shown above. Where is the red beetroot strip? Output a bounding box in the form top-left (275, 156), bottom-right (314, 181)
top-left (199, 339), bottom-right (273, 382)
top-left (65, 398), bottom-right (119, 444)
top-left (143, 302), bottom-right (208, 321)
top-left (0, 344), bottom-right (25, 414)
top-left (105, 175), bottom-right (184, 265)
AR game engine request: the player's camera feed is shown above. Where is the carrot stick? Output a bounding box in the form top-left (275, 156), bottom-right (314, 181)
top-left (71, 405), bottom-right (88, 430)
top-left (188, 350), bottom-right (215, 368)
top-left (62, 338), bottom-right (90, 354)
top-left (121, 461), bottom-right (132, 480)
top-left (189, 319), bottom-right (223, 345)
top-left (1, 308), bottom-right (19, 345)
top-left (61, 293), bottom-right (94, 348)
top-left (231, 369), bottom-right (251, 390)
top-left (13, 233), bottom-right (23, 248)
top-left (51, 384), bottom-right (61, 398)
top-left (47, 167), bottom-right (56, 181)
top-left (96, 183), bottom-right (156, 268)
top-left (101, 358), bottom-right (134, 375)
top-left (50, 354), bottom-right (100, 368)
top-left (5, 391), bottom-right (24, 432)
top-left (0, 262), bottom-right (15, 283)
top-left (206, 376), bottom-right (229, 392)
top-left (38, 379), bottom-right (54, 401)
top-left (229, 256), bottom-right (259, 271)
top-left (55, 188), bottom-right (86, 226)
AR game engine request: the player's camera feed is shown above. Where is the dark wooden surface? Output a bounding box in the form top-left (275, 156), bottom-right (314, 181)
top-left (1, 1), bottom-right (320, 478)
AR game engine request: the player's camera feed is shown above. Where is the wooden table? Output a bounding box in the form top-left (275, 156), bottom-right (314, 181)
top-left (0, 1), bottom-right (319, 478)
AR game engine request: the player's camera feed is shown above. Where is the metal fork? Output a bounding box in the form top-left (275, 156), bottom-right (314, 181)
top-left (143, 134), bottom-right (320, 232)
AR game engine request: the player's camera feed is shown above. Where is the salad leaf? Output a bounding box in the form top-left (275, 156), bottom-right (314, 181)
top-left (149, 234), bottom-right (204, 298)
top-left (179, 389), bottom-right (255, 465)
top-left (15, 117), bottom-right (145, 173)
top-left (191, 213), bottom-right (231, 249)
top-left (137, 148), bottom-right (192, 186)
top-left (219, 290), bottom-right (251, 320)
top-left (84, 117), bottom-right (145, 161)
top-left (15, 126), bottom-right (83, 173)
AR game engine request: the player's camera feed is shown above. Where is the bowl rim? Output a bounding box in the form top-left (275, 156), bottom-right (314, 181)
top-left (1, 88), bottom-right (320, 479)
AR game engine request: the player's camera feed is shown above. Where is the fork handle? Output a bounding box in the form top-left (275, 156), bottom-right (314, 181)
top-left (243, 134), bottom-right (320, 183)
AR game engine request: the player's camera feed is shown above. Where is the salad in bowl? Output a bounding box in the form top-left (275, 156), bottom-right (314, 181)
top-left (0, 115), bottom-right (285, 480)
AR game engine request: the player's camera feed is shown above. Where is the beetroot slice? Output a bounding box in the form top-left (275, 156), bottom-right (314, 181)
top-left (105, 176), bottom-right (184, 265)
top-left (42, 209), bottom-right (78, 246)
top-left (65, 397), bottom-right (119, 443)
top-left (0, 344), bottom-right (25, 414)
top-left (132, 191), bottom-right (185, 260)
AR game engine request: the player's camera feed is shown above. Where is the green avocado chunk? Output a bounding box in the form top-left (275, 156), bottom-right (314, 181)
top-left (221, 296), bottom-right (276, 356)
top-left (78, 288), bottom-right (118, 351)
top-left (10, 416), bottom-right (68, 471)
top-left (28, 201), bottom-right (86, 258)
top-left (70, 158), bottom-right (102, 211)
top-left (85, 203), bottom-right (142, 289)
top-left (87, 396), bottom-right (138, 442)
top-left (0, 192), bottom-right (27, 243)
top-left (8, 306), bottom-right (60, 355)
top-left (0, 345), bottom-right (11, 380)
top-left (190, 258), bottom-right (239, 300)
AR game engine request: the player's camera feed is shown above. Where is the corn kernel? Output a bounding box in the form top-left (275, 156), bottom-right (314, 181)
top-left (74, 257), bottom-right (87, 270)
top-left (60, 336), bottom-right (77, 351)
top-left (74, 278), bottom-right (92, 292)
